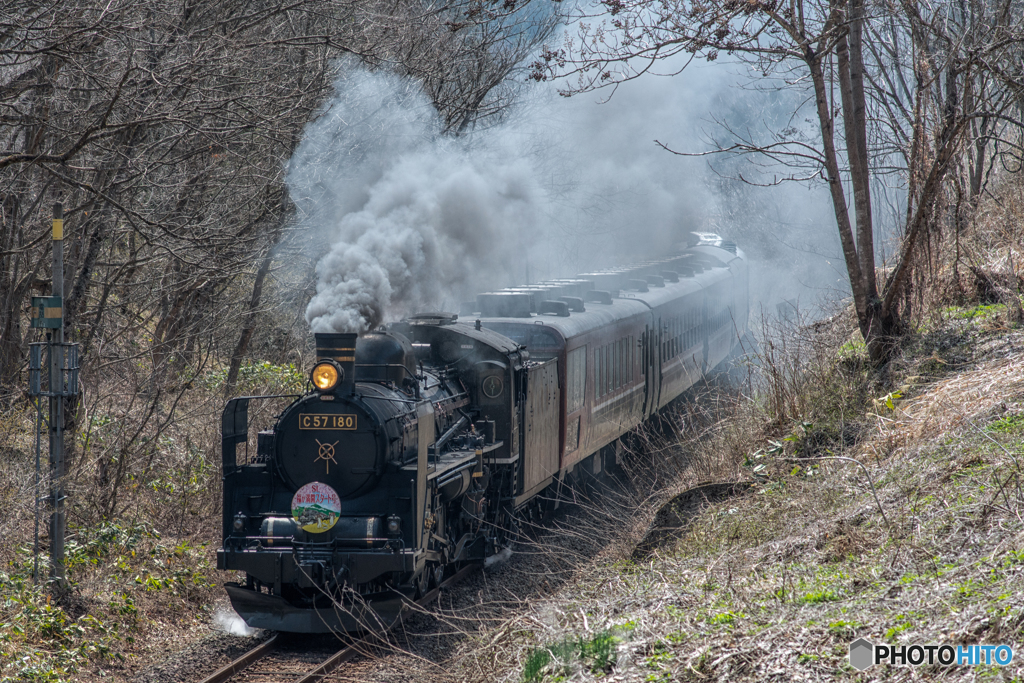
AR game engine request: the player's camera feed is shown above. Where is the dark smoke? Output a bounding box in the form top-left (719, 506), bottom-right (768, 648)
top-left (290, 69), bottom-right (543, 333)
top-left (289, 60), bottom-right (840, 334)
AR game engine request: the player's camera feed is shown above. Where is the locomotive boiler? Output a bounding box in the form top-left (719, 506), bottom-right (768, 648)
top-left (218, 233), bottom-right (748, 632)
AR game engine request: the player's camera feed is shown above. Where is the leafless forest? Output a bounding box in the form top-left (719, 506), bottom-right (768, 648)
top-left (1, 0), bottom-right (555, 522)
top-left (538, 0), bottom-right (1024, 358)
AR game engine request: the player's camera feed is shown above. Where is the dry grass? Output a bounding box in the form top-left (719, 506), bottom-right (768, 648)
top-left (356, 311), bottom-right (1024, 682)
top-left (0, 358), bottom-right (302, 682)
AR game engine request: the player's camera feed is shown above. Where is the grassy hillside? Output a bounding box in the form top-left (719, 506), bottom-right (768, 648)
top-left (433, 303), bottom-right (1024, 682)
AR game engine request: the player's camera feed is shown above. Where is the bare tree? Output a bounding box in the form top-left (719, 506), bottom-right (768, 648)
top-left (533, 0), bottom-right (1024, 361)
top-left (1, 0), bottom-right (559, 521)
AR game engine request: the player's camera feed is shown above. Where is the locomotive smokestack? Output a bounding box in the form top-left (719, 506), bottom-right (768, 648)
top-left (315, 332), bottom-right (357, 395)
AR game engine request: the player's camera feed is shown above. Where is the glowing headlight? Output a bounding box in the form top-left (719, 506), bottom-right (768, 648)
top-left (311, 361), bottom-right (341, 391)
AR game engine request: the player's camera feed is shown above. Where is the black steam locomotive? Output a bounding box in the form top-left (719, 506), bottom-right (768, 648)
top-left (217, 233), bottom-right (748, 632)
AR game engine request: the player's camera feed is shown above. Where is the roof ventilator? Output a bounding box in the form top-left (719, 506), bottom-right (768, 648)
top-left (538, 300), bottom-right (571, 317)
top-left (476, 292), bottom-right (532, 318)
top-left (626, 279), bottom-right (649, 292)
top-left (558, 296), bottom-right (586, 312)
top-left (584, 290), bottom-right (614, 305)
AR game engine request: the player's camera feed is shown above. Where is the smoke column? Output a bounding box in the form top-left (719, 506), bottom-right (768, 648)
top-left (289, 61), bottom-right (840, 334)
top-left (290, 70), bottom-right (546, 334)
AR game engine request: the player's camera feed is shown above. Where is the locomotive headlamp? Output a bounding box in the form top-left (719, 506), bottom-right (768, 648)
top-left (311, 360), bottom-right (342, 391)
top-left (386, 515), bottom-right (402, 536)
top-left (233, 512), bottom-right (247, 534)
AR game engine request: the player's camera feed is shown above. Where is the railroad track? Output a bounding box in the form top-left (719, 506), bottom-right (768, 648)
top-left (198, 563), bottom-right (480, 683)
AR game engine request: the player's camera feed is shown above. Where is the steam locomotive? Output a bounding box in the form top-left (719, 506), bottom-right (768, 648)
top-left (217, 233), bottom-right (748, 632)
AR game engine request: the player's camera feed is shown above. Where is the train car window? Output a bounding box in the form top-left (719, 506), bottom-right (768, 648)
top-left (613, 341), bottom-right (619, 390)
top-left (619, 338), bottom-right (625, 386)
top-left (608, 343), bottom-right (613, 392)
top-left (605, 344), bottom-right (612, 395)
top-left (567, 346), bottom-right (586, 413)
top-left (617, 339), bottom-right (623, 388)
top-left (625, 337), bottom-right (630, 380)
top-left (629, 336), bottom-right (634, 381)
top-left (612, 339), bottom-right (620, 390)
top-left (600, 344), bottom-right (606, 396)
top-left (621, 338), bottom-right (626, 386)
top-left (628, 337), bottom-right (633, 381)
top-left (605, 344), bottom-right (611, 395)
top-left (622, 337), bottom-right (630, 385)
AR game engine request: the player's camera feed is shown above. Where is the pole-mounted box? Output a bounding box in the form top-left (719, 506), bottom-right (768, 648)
top-left (30, 296), bottom-right (62, 329)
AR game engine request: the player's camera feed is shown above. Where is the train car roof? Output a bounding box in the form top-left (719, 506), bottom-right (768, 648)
top-left (690, 244), bottom-right (745, 265)
top-left (476, 266), bottom-right (729, 342)
top-left (395, 242), bottom-right (745, 350)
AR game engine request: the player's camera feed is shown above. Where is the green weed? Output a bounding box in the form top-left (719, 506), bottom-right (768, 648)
top-left (521, 627), bottom-right (629, 681)
top-left (200, 360), bottom-right (304, 393)
top-left (943, 303), bottom-right (1006, 320)
top-left (799, 589), bottom-right (841, 604)
top-left (986, 414), bottom-right (1024, 434)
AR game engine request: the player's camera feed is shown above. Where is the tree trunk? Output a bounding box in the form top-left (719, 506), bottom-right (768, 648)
top-left (806, 47), bottom-right (873, 336)
top-left (837, 0), bottom-right (877, 305)
top-left (224, 246), bottom-right (276, 398)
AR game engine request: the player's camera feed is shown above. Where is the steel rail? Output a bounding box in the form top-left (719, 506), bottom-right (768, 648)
top-left (197, 633), bottom-right (280, 683)
top-left (197, 563), bottom-right (480, 683)
top-left (293, 563), bottom-right (480, 683)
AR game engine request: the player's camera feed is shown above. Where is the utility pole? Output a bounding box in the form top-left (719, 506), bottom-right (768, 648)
top-left (49, 203), bottom-right (66, 586)
top-left (28, 202), bottom-right (78, 588)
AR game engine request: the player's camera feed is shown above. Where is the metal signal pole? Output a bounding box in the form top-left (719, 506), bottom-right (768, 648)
top-left (49, 203), bottom-right (66, 585)
top-left (28, 202), bottom-right (78, 588)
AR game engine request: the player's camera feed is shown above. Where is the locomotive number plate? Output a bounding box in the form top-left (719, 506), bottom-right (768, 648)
top-left (299, 414), bottom-right (357, 430)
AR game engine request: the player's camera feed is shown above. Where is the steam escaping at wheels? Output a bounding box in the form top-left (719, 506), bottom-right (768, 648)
top-left (485, 547), bottom-right (513, 569)
top-left (218, 234), bottom-right (748, 633)
top-left (212, 605), bottom-right (260, 637)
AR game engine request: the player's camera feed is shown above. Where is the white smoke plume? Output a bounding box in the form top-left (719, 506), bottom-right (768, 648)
top-left (290, 60), bottom-right (841, 334)
top-left (290, 69), bottom-right (545, 333)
